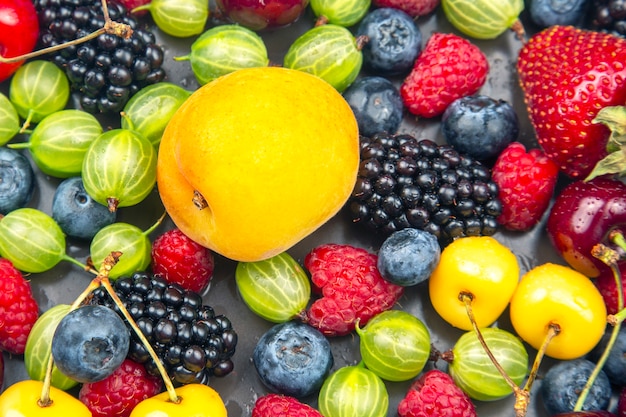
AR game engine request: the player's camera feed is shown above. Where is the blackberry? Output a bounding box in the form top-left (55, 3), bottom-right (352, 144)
top-left (349, 132), bottom-right (502, 244)
top-left (89, 272), bottom-right (238, 385)
top-left (589, 0), bottom-right (626, 37)
top-left (34, 0), bottom-right (166, 113)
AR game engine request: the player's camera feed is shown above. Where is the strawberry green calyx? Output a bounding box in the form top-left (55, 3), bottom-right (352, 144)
top-left (586, 106), bottom-right (626, 181)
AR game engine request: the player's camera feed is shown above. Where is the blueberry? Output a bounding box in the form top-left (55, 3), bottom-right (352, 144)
top-left (529, 0), bottom-right (589, 28)
top-left (540, 358), bottom-right (612, 415)
top-left (343, 76), bottom-right (403, 137)
top-left (52, 176), bottom-right (116, 240)
top-left (253, 321), bottom-right (333, 398)
top-left (356, 8), bottom-right (422, 76)
top-left (0, 147), bottom-right (35, 215)
top-left (377, 228), bottom-right (441, 286)
top-left (51, 305), bottom-right (130, 383)
top-left (588, 325), bottom-right (626, 386)
top-left (441, 95), bottom-right (519, 161)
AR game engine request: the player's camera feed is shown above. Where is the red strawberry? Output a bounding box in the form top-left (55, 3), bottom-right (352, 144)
top-left (398, 369), bottom-right (477, 417)
top-left (517, 25), bottom-right (626, 179)
top-left (400, 32), bottom-right (488, 118)
top-left (79, 358), bottom-right (162, 417)
top-left (150, 228), bottom-right (215, 293)
top-left (302, 243), bottom-right (404, 337)
top-left (252, 393), bottom-right (323, 417)
top-left (491, 141), bottom-right (559, 231)
top-left (0, 258), bottom-right (39, 355)
top-left (372, 0), bottom-right (440, 17)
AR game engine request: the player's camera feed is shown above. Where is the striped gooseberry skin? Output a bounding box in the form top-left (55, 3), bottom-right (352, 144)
top-left (0, 93), bottom-right (19, 146)
top-left (121, 82), bottom-right (191, 146)
top-left (356, 310), bottom-right (430, 381)
top-left (235, 252), bottom-right (310, 323)
top-left (9, 60), bottom-right (69, 123)
top-left (82, 128), bottom-right (157, 212)
top-left (16, 109), bottom-right (102, 178)
top-left (0, 208), bottom-right (67, 273)
top-left (179, 24), bottom-right (270, 86)
top-left (310, 0), bottom-right (371, 27)
top-left (449, 327), bottom-right (528, 401)
top-left (90, 222), bottom-right (152, 279)
top-left (283, 24), bottom-right (363, 92)
top-left (135, 0), bottom-right (208, 38)
top-left (24, 304), bottom-right (78, 391)
top-left (318, 364), bottom-right (389, 417)
top-left (441, 0), bottom-right (524, 40)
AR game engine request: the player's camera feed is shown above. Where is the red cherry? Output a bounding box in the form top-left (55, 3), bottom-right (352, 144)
top-left (553, 412), bottom-right (617, 417)
top-left (215, 0), bottom-right (309, 30)
top-left (546, 177), bottom-right (626, 278)
top-left (595, 261), bottom-right (626, 314)
top-left (0, 0), bottom-right (39, 83)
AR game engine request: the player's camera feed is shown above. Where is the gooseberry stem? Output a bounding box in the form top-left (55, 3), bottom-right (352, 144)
top-left (461, 293), bottom-right (529, 416)
top-left (0, 0), bottom-right (132, 65)
top-left (574, 244), bottom-right (625, 411)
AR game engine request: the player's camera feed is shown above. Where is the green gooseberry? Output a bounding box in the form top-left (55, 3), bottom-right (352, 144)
top-left (356, 310), bottom-right (431, 381)
top-left (449, 327), bottom-right (529, 401)
top-left (235, 252), bottom-right (310, 323)
top-left (82, 128), bottom-right (157, 212)
top-left (175, 25), bottom-right (269, 86)
top-left (0, 92), bottom-right (20, 146)
top-left (121, 82), bottom-right (191, 146)
top-left (133, 0), bottom-right (208, 38)
top-left (442, 0), bottom-right (524, 40)
top-left (284, 24), bottom-right (363, 92)
top-left (9, 109), bottom-right (102, 178)
top-left (310, 0), bottom-right (371, 27)
top-left (9, 60), bottom-right (70, 126)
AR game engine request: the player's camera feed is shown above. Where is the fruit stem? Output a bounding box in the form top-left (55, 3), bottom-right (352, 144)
top-left (510, 19), bottom-right (527, 43)
top-left (574, 245), bottom-right (625, 411)
top-left (143, 211), bottom-right (168, 237)
top-left (609, 230), bottom-right (626, 255)
top-left (62, 254), bottom-right (98, 274)
top-left (19, 110), bottom-right (34, 134)
top-left (0, 0), bottom-right (132, 64)
top-left (461, 293), bottom-right (528, 416)
top-left (522, 323), bottom-right (559, 392)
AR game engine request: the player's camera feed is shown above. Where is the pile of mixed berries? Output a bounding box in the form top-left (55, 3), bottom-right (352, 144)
top-left (1, 0), bottom-right (626, 416)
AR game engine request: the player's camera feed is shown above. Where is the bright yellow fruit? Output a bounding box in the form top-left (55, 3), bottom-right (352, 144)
top-left (157, 67), bottom-right (359, 262)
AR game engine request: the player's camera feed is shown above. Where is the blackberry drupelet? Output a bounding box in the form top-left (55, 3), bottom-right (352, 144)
top-left (349, 132), bottom-right (502, 245)
top-left (34, 0), bottom-right (166, 113)
top-left (590, 0), bottom-right (626, 37)
top-left (89, 272), bottom-right (237, 385)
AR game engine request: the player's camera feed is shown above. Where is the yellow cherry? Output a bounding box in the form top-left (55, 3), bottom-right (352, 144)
top-left (428, 236), bottom-right (520, 330)
top-left (509, 263), bottom-right (607, 360)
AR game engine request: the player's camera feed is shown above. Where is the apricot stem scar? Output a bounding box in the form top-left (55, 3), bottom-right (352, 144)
top-left (192, 190), bottom-right (209, 209)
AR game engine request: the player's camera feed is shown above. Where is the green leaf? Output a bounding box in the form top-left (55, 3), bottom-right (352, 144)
top-left (586, 106), bottom-right (626, 181)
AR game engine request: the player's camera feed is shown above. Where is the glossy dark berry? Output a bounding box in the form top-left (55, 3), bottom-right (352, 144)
top-left (541, 358), bottom-right (612, 415)
top-left (342, 76), bottom-right (403, 137)
top-left (587, 325), bottom-right (626, 387)
top-left (441, 95), bottom-right (519, 161)
top-left (356, 7), bottom-right (422, 76)
top-left (52, 176), bottom-right (116, 240)
top-left (349, 132), bottom-right (502, 244)
top-left (253, 321), bottom-right (333, 398)
top-left (590, 0), bottom-right (626, 36)
top-left (89, 272), bottom-right (237, 385)
top-left (0, 147), bottom-right (35, 215)
top-left (529, 0), bottom-right (589, 27)
top-left (34, 0), bottom-right (166, 113)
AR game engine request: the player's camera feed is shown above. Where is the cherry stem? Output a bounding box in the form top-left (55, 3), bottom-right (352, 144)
top-left (574, 244), bottom-right (625, 411)
top-left (461, 293), bottom-right (529, 416)
top-left (523, 323), bottom-right (559, 393)
top-left (610, 230), bottom-right (626, 255)
top-left (0, 0), bottom-right (132, 65)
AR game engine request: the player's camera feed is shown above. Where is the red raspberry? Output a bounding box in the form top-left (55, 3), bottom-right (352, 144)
top-left (150, 228), bottom-right (215, 293)
top-left (372, 0), bottom-right (440, 17)
top-left (398, 369), bottom-right (477, 417)
top-left (303, 243), bottom-right (404, 337)
top-left (79, 358), bottom-right (162, 417)
top-left (252, 394), bottom-right (323, 417)
top-left (594, 261), bottom-right (626, 315)
top-left (400, 33), bottom-right (488, 118)
top-left (491, 142), bottom-right (559, 231)
top-left (0, 258), bottom-right (39, 354)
